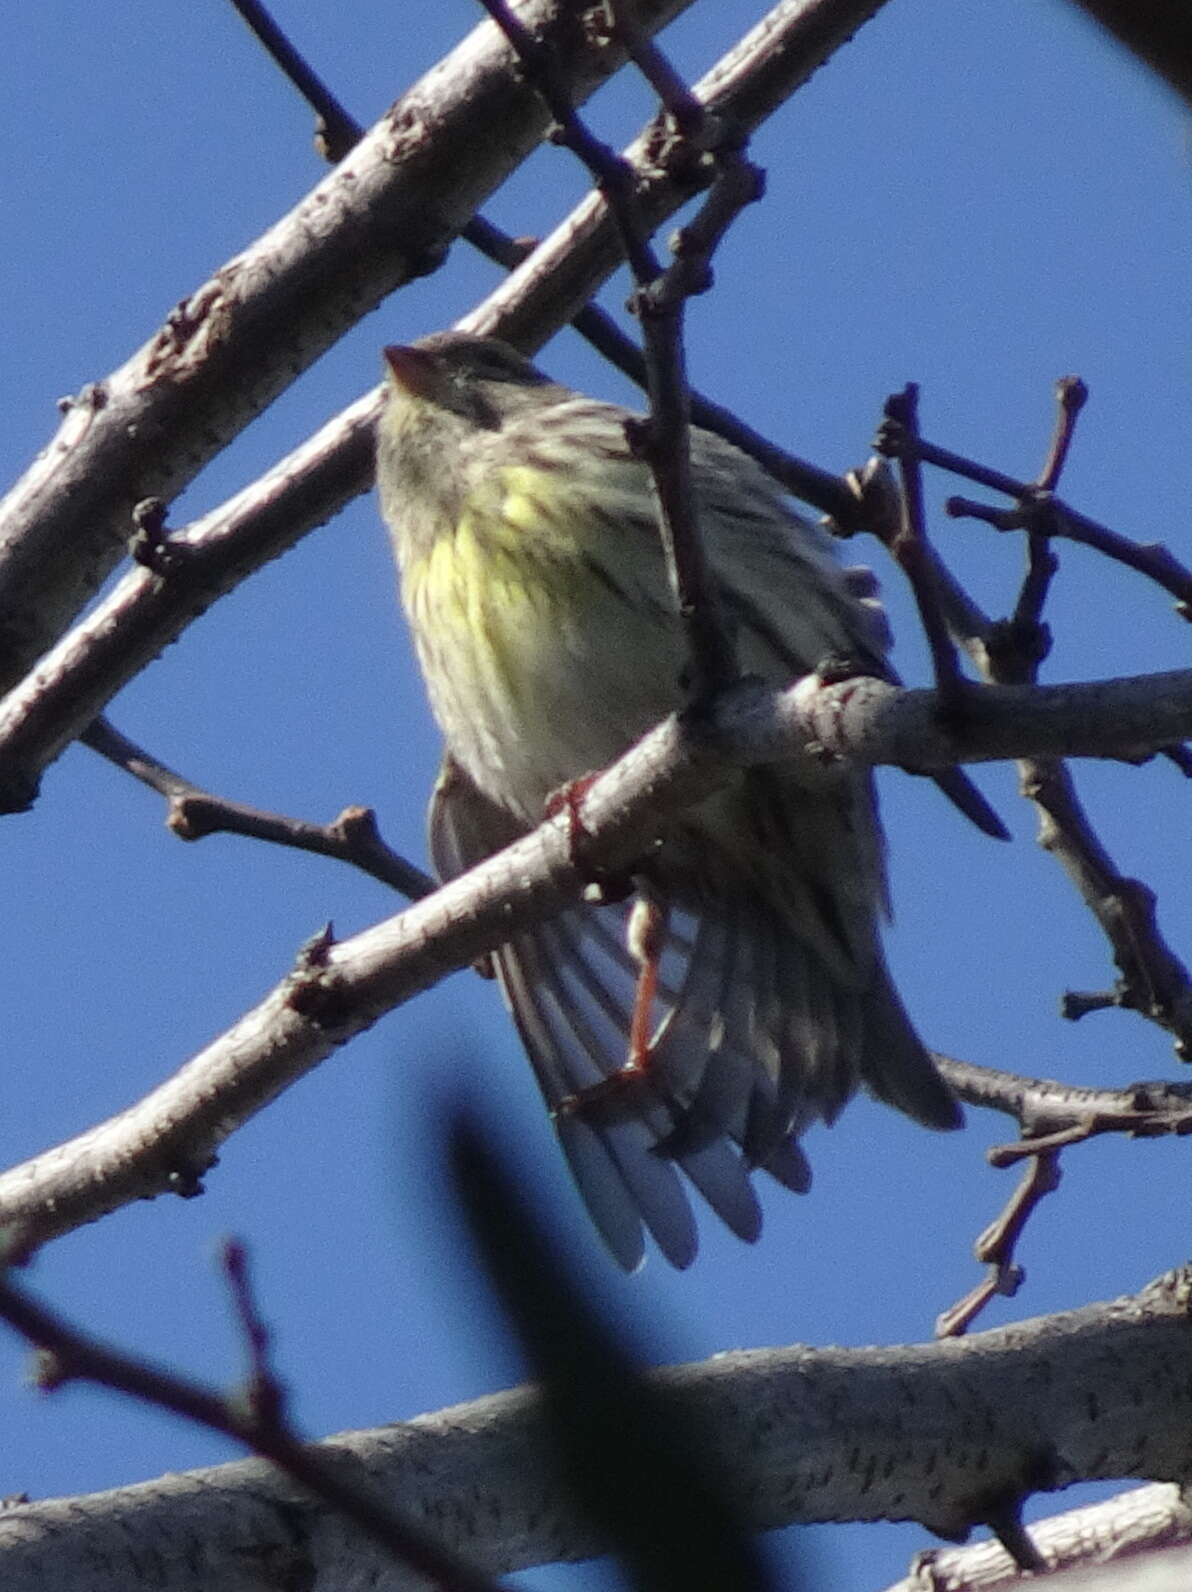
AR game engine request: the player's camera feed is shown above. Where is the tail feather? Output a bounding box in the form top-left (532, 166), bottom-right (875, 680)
top-left (758, 1137), bottom-right (813, 1193)
top-left (497, 923), bottom-right (700, 1268)
top-left (930, 767), bottom-right (1010, 841)
top-left (429, 754), bottom-right (961, 1269)
top-left (858, 967), bottom-right (964, 1130)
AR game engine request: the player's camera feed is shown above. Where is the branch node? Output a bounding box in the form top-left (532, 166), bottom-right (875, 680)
top-left (128, 498), bottom-right (189, 576)
top-left (285, 924), bottom-right (352, 1030)
top-left (984, 615), bottom-right (1052, 685)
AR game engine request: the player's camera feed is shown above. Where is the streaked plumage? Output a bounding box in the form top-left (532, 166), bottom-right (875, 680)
top-left (377, 332), bottom-right (971, 1269)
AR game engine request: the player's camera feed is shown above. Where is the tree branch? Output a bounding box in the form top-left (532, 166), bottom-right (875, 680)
top-left (881, 1481), bottom-right (1192, 1591)
top-left (4, 1268), bottom-right (1192, 1589)
top-left (2, 667), bottom-right (1191, 1248)
top-left (82, 717), bottom-right (434, 899)
top-left (878, 380), bottom-right (1192, 1055)
top-left (0, 1243), bottom-right (505, 1592)
top-left (474, 0), bottom-right (896, 352)
top-left (0, 0), bottom-right (898, 810)
top-left (935, 1055), bottom-right (1192, 1334)
top-left (226, 0), bottom-right (854, 528)
top-left (0, 0), bottom-right (693, 693)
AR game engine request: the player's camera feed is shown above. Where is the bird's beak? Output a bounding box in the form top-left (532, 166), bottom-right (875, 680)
top-left (383, 344), bottom-right (442, 400)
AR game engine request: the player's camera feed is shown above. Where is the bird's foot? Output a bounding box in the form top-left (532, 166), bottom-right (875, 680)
top-left (544, 774), bottom-right (634, 903)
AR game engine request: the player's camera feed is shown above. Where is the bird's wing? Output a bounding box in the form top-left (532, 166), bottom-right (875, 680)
top-left (690, 432), bottom-right (1008, 841)
top-left (428, 756), bottom-right (766, 1270)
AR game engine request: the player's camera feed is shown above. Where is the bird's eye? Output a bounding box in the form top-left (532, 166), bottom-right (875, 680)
top-left (461, 382), bottom-right (503, 430)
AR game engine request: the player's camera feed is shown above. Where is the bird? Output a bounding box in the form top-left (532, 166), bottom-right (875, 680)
top-left (376, 331), bottom-right (990, 1270)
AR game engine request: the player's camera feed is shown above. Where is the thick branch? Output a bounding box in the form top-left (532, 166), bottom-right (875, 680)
top-left (881, 1482), bottom-right (1192, 1591)
top-left (1, 668), bottom-right (1190, 1246)
top-left (0, 0), bottom-right (691, 690)
top-left (0, 0), bottom-right (896, 808)
top-left (732, 668), bottom-right (1192, 770)
top-left (3, 1270), bottom-right (1192, 1589)
top-left (0, 1251), bottom-right (503, 1592)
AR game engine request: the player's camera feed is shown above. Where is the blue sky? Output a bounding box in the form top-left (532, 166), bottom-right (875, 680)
top-left (0, 3), bottom-right (1189, 1588)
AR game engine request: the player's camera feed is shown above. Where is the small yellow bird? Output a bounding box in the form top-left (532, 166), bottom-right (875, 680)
top-left (377, 332), bottom-right (986, 1269)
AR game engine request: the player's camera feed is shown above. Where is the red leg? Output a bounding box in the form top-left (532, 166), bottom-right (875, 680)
top-left (557, 897), bottom-right (669, 1123)
top-left (544, 774), bottom-right (635, 903)
top-left (544, 772), bottom-right (599, 855)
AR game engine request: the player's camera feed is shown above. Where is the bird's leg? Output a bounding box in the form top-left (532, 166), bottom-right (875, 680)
top-left (544, 775), bottom-right (634, 904)
top-left (556, 895), bottom-right (670, 1123)
top-left (626, 894), bottom-right (667, 1069)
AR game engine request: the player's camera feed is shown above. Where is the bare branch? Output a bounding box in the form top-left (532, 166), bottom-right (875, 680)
top-left (1038, 375), bottom-right (1089, 493)
top-left (935, 1151), bottom-right (1060, 1338)
top-left (881, 1482), bottom-right (1192, 1592)
top-left (226, 0), bottom-right (362, 160)
top-left (958, 491), bottom-right (1192, 623)
top-left (83, 718), bottom-right (434, 899)
top-left (0, 390), bottom-right (382, 811)
top-left (0, 0), bottom-right (692, 690)
top-left (0, 0), bottom-right (897, 807)
top-left (936, 1054), bottom-right (1192, 1148)
top-left (5, 1269), bottom-right (1192, 1588)
top-left (1028, 763), bottom-right (1192, 1054)
top-left (228, 0), bottom-right (840, 541)
top-left (877, 382), bottom-right (1192, 1055)
top-left (936, 1051), bottom-right (1192, 1334)
top-left (879, 385), bottom-right (973, 720)
top-left (0, 1252), bottom-right (505, 1592)
top-left (882, 414), bottom-right (1192, 619)
top-left (480, 0), bottom-right (753, 699)
top-left (471, 0), bottom-right (897, 345)
top-left (2, 667), bottom-right (1191, 1249)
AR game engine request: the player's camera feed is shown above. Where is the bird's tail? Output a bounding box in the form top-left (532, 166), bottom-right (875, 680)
top-left (430, 757), bottom-right (961, 1269)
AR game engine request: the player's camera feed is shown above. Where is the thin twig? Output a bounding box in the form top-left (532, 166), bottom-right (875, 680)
top-left (878, 386), bottom-right (972, 722)
top-left (0, 1253), bottom-right (506, 1592)
top-left (904, 417), bottom-right (1192, 621)
top-left (607, 4), bottom-right (705, 130)
top-left (477, 0), bottom-right (664, 279)
top-left (83, 717), bottom-right (435, 900)
top-left (1038, 376), bottom-right (1089, 491)
top-left (1030, 801), bottom-right (1192, 1056)
top-left (1027, 727), bottom-right (1192, 1060)
top-left (221, 1240), bottom-right (275, 1400)
top-left (226, 0), bottom-right (852, 529)
top-left (0, 3), bottom-right (906, 802)
top-left (1010, 534), bottom-right (1058, 635)
top-left (845, 457), bottom-right (995, 661)
top-left (935, 1050), bottom-right (1192, 1333)
top-left (895, 381), bottom-right (1192, 1057)
top-left (933, 457), bottom-right (1192, 620)
top-left (935, 1151), bottom-right (1060, 1338)
top-left (226, 0), bottom-right (361, 159)
top-left (564, 298), bottom-right (857, 518)
top-left (613, 10), bottom-right (765, 699)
